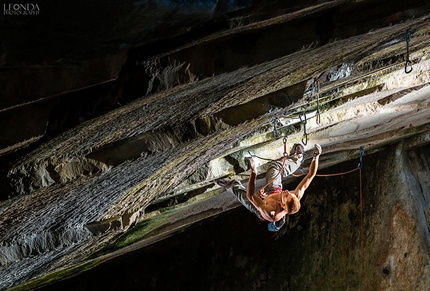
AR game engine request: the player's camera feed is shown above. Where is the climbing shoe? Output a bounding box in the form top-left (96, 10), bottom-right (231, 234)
top-left (290, 143), bottom-right (305, 156)
top-left (216, 179), bottom-right (232, 189)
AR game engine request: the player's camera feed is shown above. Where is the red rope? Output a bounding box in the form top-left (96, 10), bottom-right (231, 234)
top-left (260, 158), bottom-right (360, 194)
top-left (292, 167), bottom-right (359, 177)
top-left (360, 167), bottom-right (366, 291)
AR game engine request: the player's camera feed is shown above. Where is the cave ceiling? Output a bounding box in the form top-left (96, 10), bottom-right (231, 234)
top-left (1, 0), bottom-right (430, 289)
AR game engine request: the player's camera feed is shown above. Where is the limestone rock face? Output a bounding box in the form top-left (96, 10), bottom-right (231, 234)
top-left (1, 0), bottom-right (430, 290)
top-left (28, 141), bottom-right (430, 291)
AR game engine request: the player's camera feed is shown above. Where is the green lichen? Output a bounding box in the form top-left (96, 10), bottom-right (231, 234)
top-left (6, 259), bottom-right (100, 291)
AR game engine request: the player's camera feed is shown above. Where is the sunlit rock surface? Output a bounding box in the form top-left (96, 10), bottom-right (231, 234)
top-left (1, 0), bottom-right (430, 290)
top-left (23, 142), bottom-right (430, 291)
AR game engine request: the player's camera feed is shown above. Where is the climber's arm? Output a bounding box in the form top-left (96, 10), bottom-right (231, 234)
top-left (290, 144), bottom-right (322, 200)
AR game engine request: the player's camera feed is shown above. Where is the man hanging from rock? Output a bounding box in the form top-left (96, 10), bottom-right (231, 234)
top-left (218, 143), bottom-right (322, 232)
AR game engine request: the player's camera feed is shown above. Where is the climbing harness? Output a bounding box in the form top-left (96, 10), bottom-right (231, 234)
top-left (404, 29), bottom-right (413, 74)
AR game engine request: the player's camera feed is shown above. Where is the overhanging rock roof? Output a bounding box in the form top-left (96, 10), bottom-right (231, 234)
top-left (1, 0), bottom-right (430, 289)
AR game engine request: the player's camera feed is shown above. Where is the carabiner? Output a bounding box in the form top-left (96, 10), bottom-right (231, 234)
top-left (405, 60), bottom-right (413, 74)
top-left (404, 29), bottom-right (413, 74)
top-left (299, 112), bottom-right (307, 125)
top-left (302, 133), bottom-right (308, 146)
top-left (316, 110), bottom-right (321, 125)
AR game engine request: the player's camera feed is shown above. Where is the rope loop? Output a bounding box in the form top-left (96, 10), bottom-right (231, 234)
top-left (292, 146), bottom-right (364, 177)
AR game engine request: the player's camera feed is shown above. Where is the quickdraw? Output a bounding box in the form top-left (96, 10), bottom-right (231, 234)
top-left (299, 112), bottom-right (308, 145)
top-left (282, 137), bottom-right (288, 157)
top-left (272, 118), bottom-right (278, 139)
top-left (405, 29), bottom-right (413, 74)
top-left (314, 81), bottom-right (321, 125)
top-left (299, 81), bottom-right (321, 145)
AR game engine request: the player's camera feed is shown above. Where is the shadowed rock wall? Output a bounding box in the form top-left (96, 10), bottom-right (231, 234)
top-left (34, 141), bottom-right (430, 291)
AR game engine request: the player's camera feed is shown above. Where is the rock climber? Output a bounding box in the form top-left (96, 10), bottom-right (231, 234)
top-left (218, 143), bottom-right (322, 232)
